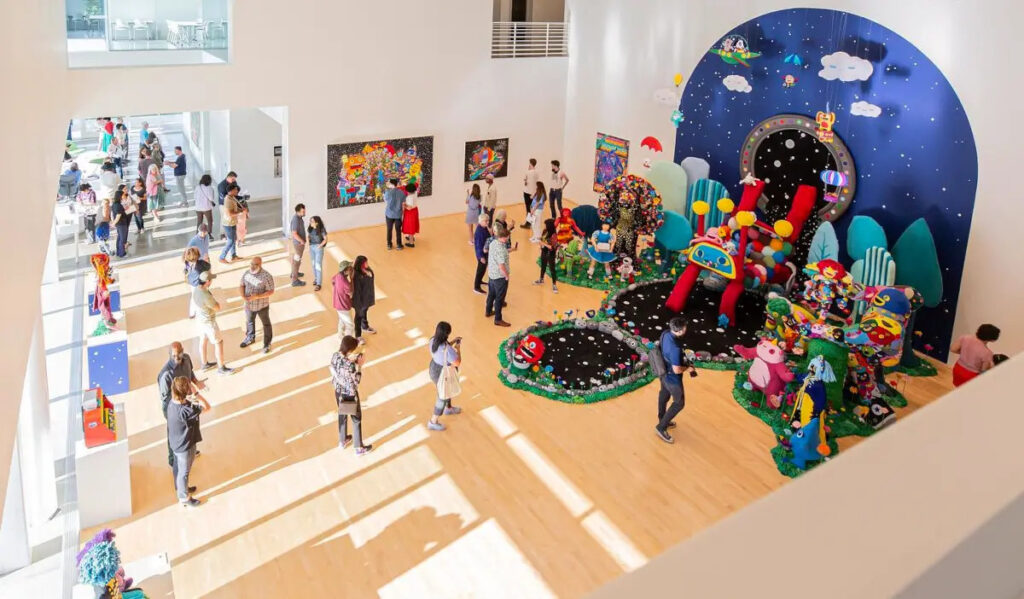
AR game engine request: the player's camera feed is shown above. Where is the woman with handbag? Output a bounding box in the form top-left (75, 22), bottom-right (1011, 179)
top-left (427, 321), bottom-right (463, 432)
top-left (330, 335), bottom-right (373, 456)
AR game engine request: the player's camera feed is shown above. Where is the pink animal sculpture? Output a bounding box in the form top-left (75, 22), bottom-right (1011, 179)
top-left (734, 339), bottom-right (795, 408)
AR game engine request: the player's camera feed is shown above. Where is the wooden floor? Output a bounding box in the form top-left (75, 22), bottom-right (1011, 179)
top-left (86, 204), bottom-right (954, 598)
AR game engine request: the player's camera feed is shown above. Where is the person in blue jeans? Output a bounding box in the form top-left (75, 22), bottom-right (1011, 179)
top-left (484, 223), bottom-right (512, 327)
top-left (218, 184), bottom-right (243, 263)
top-left (307, 216), bottom-right (328, 291)
top-left (655, 317), bottom-right (697, 444)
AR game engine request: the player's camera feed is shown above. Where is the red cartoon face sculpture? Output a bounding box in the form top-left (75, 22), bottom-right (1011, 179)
top-left (513, 335), bottom-right (546, 370)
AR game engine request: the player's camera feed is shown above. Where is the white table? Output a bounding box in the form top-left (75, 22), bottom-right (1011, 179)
top-left (167, 20), bottom-right (202, 47)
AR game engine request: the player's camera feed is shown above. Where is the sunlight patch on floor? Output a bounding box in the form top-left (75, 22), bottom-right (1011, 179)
top-left (378, 518), bottom-right (556, 599)
top-left (362, 370), bottom-right (432, 409)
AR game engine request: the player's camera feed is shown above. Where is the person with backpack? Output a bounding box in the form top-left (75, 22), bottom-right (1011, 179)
top-left (652, 317), bottom-right (696, 444)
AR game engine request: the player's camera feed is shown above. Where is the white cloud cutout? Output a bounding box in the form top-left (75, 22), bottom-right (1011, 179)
top-left (653, 88), bottom-right (679, 106)
top-left (819, 51), bottom-right (874, 82)
top-left (722, 74), bottom-right (752, 93)
top-left (850, 100), bottom-right (882, 118)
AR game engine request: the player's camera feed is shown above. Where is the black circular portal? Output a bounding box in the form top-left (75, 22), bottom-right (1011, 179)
top-left (611, 281), bottom-right (765, 359)
top-left (739, 114), bottom-right (856, 223)
top-left (539, 328), bottom-right (640, 389)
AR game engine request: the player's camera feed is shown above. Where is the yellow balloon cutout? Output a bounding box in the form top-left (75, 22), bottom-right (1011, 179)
top-left (736, 211), bottom-right (757, 227)
top-left (674, 73), bottom-right (683, 87)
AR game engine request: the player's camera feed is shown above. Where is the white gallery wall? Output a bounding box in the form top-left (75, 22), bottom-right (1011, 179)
top-left (228, 108), bottom-right (282, 201)
top-left (562, 0), bottom-right (1024, 357)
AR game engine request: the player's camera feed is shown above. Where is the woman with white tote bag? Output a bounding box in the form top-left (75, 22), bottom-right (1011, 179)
top-left (427, 321), bottom-right (463, 432)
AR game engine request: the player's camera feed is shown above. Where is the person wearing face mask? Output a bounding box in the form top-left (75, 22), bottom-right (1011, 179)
top-left (157, 341), bottom-right (206, 467)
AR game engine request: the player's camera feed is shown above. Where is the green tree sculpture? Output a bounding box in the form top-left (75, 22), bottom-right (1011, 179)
top-left (890, 218), bottom-right (943, 367)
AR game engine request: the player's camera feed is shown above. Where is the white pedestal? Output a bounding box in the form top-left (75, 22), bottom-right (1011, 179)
top-left (75, 404), bottom-right (132, 529)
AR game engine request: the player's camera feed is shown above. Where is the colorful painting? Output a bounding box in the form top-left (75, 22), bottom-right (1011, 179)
top-left (593, 133), bottom-right (629, 192)
top-left (464, 138), bottom-right (509, 182)
top-left (327, 136), bottom-right (434, 209)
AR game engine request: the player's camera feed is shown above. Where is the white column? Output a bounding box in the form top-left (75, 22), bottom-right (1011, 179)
top-left (18, 316), bottom-right (58, 536)
top-left (0, 442), bottom-right (30, 574)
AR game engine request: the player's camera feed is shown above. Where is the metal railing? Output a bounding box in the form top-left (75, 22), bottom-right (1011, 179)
top-left (491, 21), bottom-right (568, 58)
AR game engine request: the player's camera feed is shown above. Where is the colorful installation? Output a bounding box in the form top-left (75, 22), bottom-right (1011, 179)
top-left (593, 133), bottom-right (629, 192)
top-left (708, 34), bottom-right (761, 67)
top-left (327, 136), bottom-right (434, 209)
top-left (685, 178), bottom-right (731, 233)
top-left (463, 138), bottom-right (509, 182)
top-left (674, 8), bottom-right (978, 359)
top-left (77, 529), bottom-right (147, 599)
top-left (645, 161), bottom-right (689, 215)
top-left (597, 174), bottom-right (665, 259)
top-left (91, 253), bottom-right (117, 335)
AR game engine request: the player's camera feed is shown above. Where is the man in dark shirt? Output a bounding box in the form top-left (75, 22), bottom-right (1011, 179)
top-left (165, 146), bottom-right (188, 207)
top-left (157, 342), bottom-right (205, 465)
top-left (655, 317), bottom-right (696, 444)
top-left (289, 203), bottom-right (308, 287)
top-left (166, 375), bottom-right (211, 507)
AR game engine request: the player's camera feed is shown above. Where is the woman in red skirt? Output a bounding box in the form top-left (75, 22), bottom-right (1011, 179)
top-left (402, 182), bottom-right (420, 248)
top-left (950, 323), bottom-right (1000, 386)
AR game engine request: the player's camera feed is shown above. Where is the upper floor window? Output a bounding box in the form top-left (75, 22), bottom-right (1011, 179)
top-left (491, 0), bottom-right (567, 58)
top-left (65, 0), bottom-right (230, 68)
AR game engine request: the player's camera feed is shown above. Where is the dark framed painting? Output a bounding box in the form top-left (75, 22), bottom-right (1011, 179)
top-left (327, 136), bottom-right (434, 209)
top-left (464, 138), bottom-right (509, 182)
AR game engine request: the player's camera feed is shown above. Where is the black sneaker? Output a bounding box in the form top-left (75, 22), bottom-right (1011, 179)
top-left (298, 272), bottom-right (305, 277)
top-left (217, 366), bottom-right (235, 375)
top-left (862, 399), bottom-right (897, 430)
top-left (202, 361), bottom-right (217, 371)
top-left (181, 497), bottom-right (201, 507)
top-left (263, 346), bottom-right (271, 354)
top-left (240, 339), bottom-right (254, 348)
top-left (187, 486), bottom-right (197, 493)
top-left (405, 243), bottom-right (415, 248)
top-left (473, 288), bottom-right (486, 295)
top-left (291, 280), bottom-right (307, 287)
top-left (655, 427), bottom-right (674, 444)
top-left (396, 246), bottom-right (404, 251)
top-left (356, 444), bottom-right (374, 456)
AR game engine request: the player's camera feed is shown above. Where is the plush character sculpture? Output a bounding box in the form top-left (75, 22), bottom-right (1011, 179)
top-left (786, 416), bottom-right (828, 469)
top-left (555, 208), bottom-right (584, 246)
top-left (512, 335), bottom-right (546, 370)
top-left (616, 257), bottom-right (635, 283)
top-left (790, 355), bottom-right (835, 428)
top-left (734, 339), bottom-right (795, 408)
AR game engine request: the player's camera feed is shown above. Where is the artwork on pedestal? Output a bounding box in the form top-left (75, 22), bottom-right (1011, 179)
top-left (593, 133), bottom-right (629, 192)
top-left (464, 138), bottom-right (509, 181)
top-left (327, 136), bottom-right (434, 209)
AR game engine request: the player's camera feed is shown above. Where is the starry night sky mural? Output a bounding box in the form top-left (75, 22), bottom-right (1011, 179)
top-left (673, 8), bottom-right (978, 359)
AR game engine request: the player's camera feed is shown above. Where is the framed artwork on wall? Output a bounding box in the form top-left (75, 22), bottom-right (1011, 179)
top-left (594, 133), bottom-right (629, 192)
top-left (464, 138), bottom-right (509, 182)
top-left (327, 136), bottom-right (434, 209)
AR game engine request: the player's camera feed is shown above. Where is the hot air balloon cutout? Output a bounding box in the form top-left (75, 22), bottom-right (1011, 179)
top-left (641, 136), bottom-right (663, 153)
top-left (820, 169), bottom-right (849, 203)
top-left (709, 34), bottom-right (761, 67)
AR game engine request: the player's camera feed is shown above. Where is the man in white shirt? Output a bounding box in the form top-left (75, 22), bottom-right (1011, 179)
top-left (522, 158), bottom-right (538, 229)
top-left (549, 159), bottom-right (569, 218)
top-left (483, 174), bottom-right (498, 222)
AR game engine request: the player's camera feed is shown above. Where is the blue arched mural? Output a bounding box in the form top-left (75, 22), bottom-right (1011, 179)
top-left (674, 8), bottom-right (977, 359)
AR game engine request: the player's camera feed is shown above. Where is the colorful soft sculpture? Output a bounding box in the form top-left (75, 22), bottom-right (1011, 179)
top-left (512, 335), bottom-right (546, 370)
top-left (787, 416), bottom-right (828, 469)
top-left (734, 339), bottom-right (794, 408)
top-left (790, 355), bottom-right (835, 427)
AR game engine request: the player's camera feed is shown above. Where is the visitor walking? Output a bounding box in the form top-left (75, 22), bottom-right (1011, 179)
top-left (165, 146), bottom-right (188, 207)
top-left (239, 257), bottom-right (275, 353)
top-left (332, 260), bottom-right (356, 340)
top-left (97, 161), bottom-right (121, 203)
top-left (549, 160), bottom-right (569, 218)
top-left (145, 163), bottom-right (165, 222)
top-left (330, 336), bottom-right (373, 455)
top-left (483, 174), bottom-right (498, 223)
top-left (522, 158), bottom-right (538, 228)
top-left (194, 174), bottom-right (215, 233)
top-left (138, 148), bottom-right (155, 184)
top-left (139, 121), bottom-right (150, 147)
top-left (183, 246), bottom-right (210, 318)
top-left (157, 342), bottom-right (205, 467)
top-left (192, 270), bottom-right (235, 375)
top-left (528, 181), bottom-right (547, 243)
top-left (472, 213), bottom-right (490, 295)
top-left (402, 183), bottom-right (420, 247)
top-left (307, 216), bottom-right (328, 291)
top-left (352, 256), bottom-right (377, 338)
top-left (951, 324), bottom-right (1001, 386)
top-left (533, 218), bottom-right (559, 293)
top-left (465, 183), bottom-right (482, 244)
top-left (219, 184), bottom-right (244, 264)
top-left (167, 375), bottom-right (210, 507)
top-left (187, 224), bottom-right (210, 261)
top-left (384, 179), bottom-right (405, 250)
top-left (485, 223), bottom-right (512, 327)
top-left (655, 317), bottom-right (696, 444)
top-left (110, 189), bottom-right (129, 258)
top-left (130, 177), bottom-right (147, 232)
top-left (427, 321), bottom-right (463, 432)
top-left (216, 171), bottom-right (239, 239)
top-left (289, 203), bottom-right (307, 286)
top-left (96, 198), bottom-right (112, 255)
